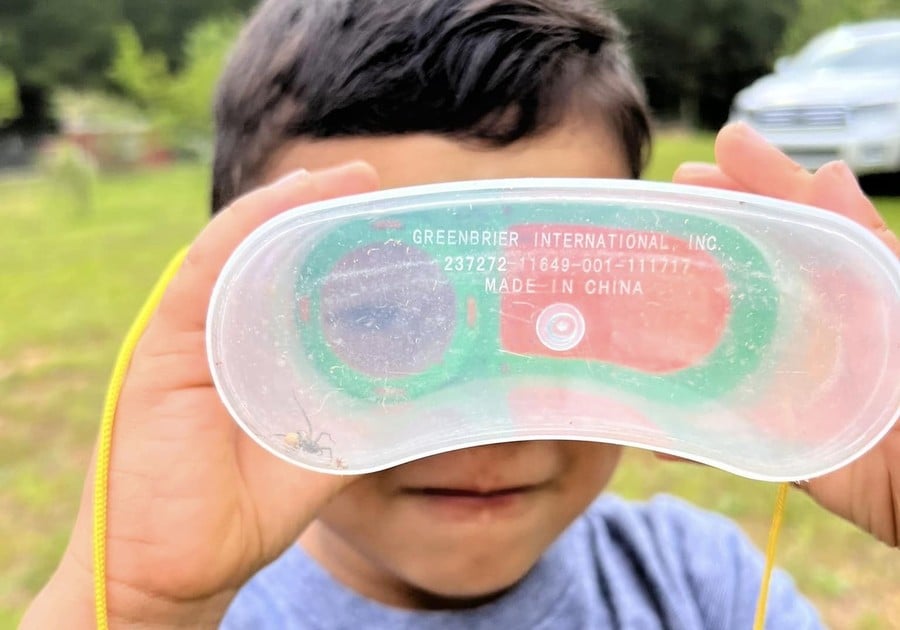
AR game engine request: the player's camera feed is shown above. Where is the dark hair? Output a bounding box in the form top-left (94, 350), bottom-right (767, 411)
top-left (212, 0), bottom-right (651, 213)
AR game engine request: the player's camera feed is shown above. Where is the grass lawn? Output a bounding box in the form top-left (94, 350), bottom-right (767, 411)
top-left (1, 133), bottom-right (898, 628)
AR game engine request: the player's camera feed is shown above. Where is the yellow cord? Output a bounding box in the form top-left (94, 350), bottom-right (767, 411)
top-left (93, 247), bottom-right (189, 630)
top-left (90, 247), bottom-right (791, 630)
top-left (753, 482), bottom-right (791, 630)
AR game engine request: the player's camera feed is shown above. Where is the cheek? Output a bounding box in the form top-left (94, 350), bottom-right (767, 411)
top-left (317, 478), bottom-right (393, 531)
top-left (558, 442), bottom-right (624, 503)
top-left (314, 477), bottom-right (417, 561)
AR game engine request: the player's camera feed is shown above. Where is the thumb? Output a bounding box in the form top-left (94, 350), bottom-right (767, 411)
top-left (115, 162), bottom-right (379, 408)
top-left (146, 162), bottom-right (379, 356)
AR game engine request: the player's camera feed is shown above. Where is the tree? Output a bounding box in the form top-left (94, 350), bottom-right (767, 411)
top-left (0, 0), bottom-right (121, 133)
top-left (0, 0), bottom-right (257, 135)
top-left (0, 65), bottom-right (19, 124)
top-left (108, 18), bottom-right (242, 158)
top-left (781, 0), bottom-right (900, 54)
top-left (120, 0), bottom-right (257, 69)
top-left (611, 0), bottom-right (800, 129)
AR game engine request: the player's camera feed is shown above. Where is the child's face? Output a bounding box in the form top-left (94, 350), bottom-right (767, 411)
top-left (262, 119), bottom-right (632, 608)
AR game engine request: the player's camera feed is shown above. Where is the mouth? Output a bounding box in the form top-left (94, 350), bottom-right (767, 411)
top-left (400, 483), bottom-right (546, 518)
top-left (406, 485), bottom-right (539, 498)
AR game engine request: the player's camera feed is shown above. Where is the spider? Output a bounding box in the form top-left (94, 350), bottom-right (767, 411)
top-left (276, 396), bottom-right (334, 460)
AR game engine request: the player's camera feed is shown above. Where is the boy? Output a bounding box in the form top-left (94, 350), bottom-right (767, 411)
top-left (23, 1), bottom-right (899, 628)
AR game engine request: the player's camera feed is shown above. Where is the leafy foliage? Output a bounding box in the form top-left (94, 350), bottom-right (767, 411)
top-left (0, 0), bottom-right (119, 88)
top-left (108, 18), bottom-right (242, 158)
top-left (0, 0), bottom-right (252, 134)
top-left (611, 0), bottom-right (800, 128)
top-left (781, 0), bottom-right (900, 53)
top-left (120, 0), bottom-right (257, 69)
top-left (0, 66), bottom-right (19, 123)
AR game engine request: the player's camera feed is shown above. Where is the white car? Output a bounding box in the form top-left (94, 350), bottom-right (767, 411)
top-left (728, 20), bottom-right (900, 175)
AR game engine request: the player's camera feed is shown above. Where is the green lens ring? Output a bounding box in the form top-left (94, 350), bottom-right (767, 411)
top-left (295, 202), bottom-right (778, 405)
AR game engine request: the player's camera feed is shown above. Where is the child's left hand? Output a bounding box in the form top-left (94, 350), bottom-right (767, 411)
top-left (673, 122), bottom-right (900, 548)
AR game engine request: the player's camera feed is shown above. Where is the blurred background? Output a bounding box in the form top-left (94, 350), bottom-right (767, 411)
top-left (1, 0), bottom-right (899, 627)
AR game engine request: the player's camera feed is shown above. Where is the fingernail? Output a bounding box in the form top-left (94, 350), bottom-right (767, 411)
top-left (270, 168), bottom-right (310, 187)
top-left (675, 162), bottom-right (718, 176)
top-left (733, 120), bottom-right (766, 143)
top-left (269, 161), bottom-right (377, 190)
top-left (312, 161), bottom-right (376, 186)
top-left (824, 160), bottom-right (861, 190)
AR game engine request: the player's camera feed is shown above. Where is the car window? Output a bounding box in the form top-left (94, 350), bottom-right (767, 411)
top-left (794, 35), bottom-right (900, 71)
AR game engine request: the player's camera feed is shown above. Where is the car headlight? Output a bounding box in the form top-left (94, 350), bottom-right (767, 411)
top-left (852, 103), bottom-right (899, 127)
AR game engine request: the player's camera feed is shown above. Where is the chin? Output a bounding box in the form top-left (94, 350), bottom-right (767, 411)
top-left (404, 576), bottom-right (527, 610)
top-left (402, 552), bottom-right (536, 605)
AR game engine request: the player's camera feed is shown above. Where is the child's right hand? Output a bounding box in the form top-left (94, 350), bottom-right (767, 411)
top-left (21, 162), bottom-right (380, 629)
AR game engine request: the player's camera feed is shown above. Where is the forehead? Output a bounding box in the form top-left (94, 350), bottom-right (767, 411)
top-left (262, 120), bottom-right (631, 188)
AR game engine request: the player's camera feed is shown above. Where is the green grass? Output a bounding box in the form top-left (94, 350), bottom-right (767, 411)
top-left (0, 164), bottom-right (209, 627)
top-left (1, 134), bottom-right (898, 628)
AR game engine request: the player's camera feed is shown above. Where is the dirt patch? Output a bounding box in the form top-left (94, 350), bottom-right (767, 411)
top-left (0, 347), bottom-right (61, 380)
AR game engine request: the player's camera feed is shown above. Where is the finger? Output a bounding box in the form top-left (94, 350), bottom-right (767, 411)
top-left (713, 122), bottom-right (816, 201)
top-left (807, 161), bottom-right (900, 256)
top-left (149, 162), bottom-right (379, 342)
top-left (672, 162), bottom-right (744, 192)
top-left (715, 123), bottom-right (898, 256)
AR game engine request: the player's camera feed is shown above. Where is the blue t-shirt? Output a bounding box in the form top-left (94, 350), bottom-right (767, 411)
top-left (221, 494), bottom-right (823, 629)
